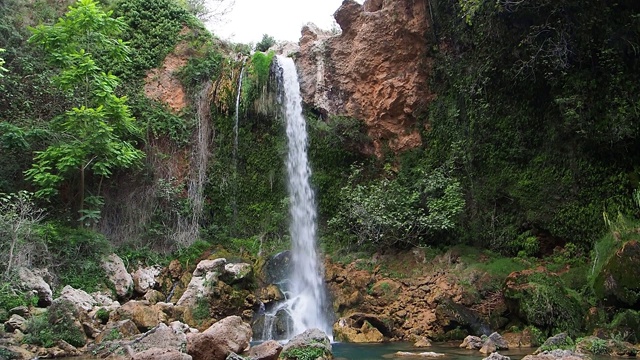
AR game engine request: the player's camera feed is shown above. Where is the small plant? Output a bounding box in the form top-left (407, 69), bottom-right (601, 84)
top-left (281, 347), bottom-right (327, 360)
top-left (105, 327), bottom-right (122, 341)
top-left (96, 308), bottom-right (110, 324)
top-left (588, 338), bottom-right (609, 355)
top-left (192, 297), bottom-right (210, 322)
top-left (24, 300), bottom-right (86, 348)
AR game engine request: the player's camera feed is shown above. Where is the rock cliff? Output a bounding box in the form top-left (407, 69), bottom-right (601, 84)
top-left (297, 0), bottom-right (433, 156)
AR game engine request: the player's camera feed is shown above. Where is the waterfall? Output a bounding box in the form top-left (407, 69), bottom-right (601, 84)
top-left (280, 55), bottom-right (332, 338)
top-left (233, 62), bottom-right (245, 168)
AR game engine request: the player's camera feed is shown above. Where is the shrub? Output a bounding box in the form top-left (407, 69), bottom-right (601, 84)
top-left (24, 300), bottom-right (86, 348)
top-left (281, 347), bottom-right (327, 360)
top-left (255, 34), bottom-right (276, 52)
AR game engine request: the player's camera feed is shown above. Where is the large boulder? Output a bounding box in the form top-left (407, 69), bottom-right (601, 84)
top-left (297, 0), bottom-right (432, 156)
top-left (220, 263), bottom-right (253, 285)
top-left (503, 268), bottom-right (583, 336)
top-left (95, 319), bottom-right (140, 344)
top-left (4, 314), bottom-right (27, 332)
top-left (57, 285), bottom-right (96, 311)
top-left (248, 340), bottom-right (283, 360)
top-left (131, 322), bottom-right (189, 354)
top-left (281, 328), bottom-right (333, 360)
top-left (592, 240), bottom-right (640, 307)
top-left (333, 317), bottom-right (384, 343)
top-left (17, 267), bottom-right (53, 306)
top-left (186, 316), bottom-right (251, 360)
top-left (102, 253), bottom-right (134, 299)
top-left (460, 335), bottom-right (484, 350)
top-left (177, 258), bottom-right (226, 307)
top-left (111, 300), bottom-right (167, 331)
top-left (132, 348), bottom-right (192, 360)
top-left (133, 266), bottom-right (162, 295)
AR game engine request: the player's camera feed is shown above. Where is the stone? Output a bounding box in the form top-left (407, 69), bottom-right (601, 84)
top-left (480, 339), bottom-right (497, 354)
top-left (258, 284), bottom-right (284, 304)
top-left (133, 266), bottom-right (162, 295)
top-left (9, 306), bottom-right (29, 318)
top-left (460, 335), bottom-right (484, 350)
top-left (95, 319), bottom-right (140, 343)
top-left (132, 347), bottom-right (192, 360)
top-left (414, 337), bottom-right (432, 347)
top-left (225, 353), bottom-right (244, 360)
top-left (502, 330), bottom-right (534, 348)
top-left (333, 317), bottom-right (384, 343)
top-left (483, 352), bottom-right (511, 360)
top-left (57, 285), bottom-right (96, 311)
top-left (131, 322), bottom-right (188, 354)
top-left (489, 332), bottom-right (509, 350)
top-left (102, 253), bottom-right (134, 299)
top-left (17, 267), bottom-right (53, 306)
top-left (395, 352), bottom-right (445, 357)
top-left (522, 350), bottom-right (586, 360)
top-left (4, 314), bottom-right (27, 332)
top-left (177, 258), bottom-right (226, 307)
top-left (144, 289), bottom-right (166, 304)
top-left (186, 316), bottom-right (252, 360)
top-left (281, 328), bottom-right (332, 360)
top-left (221, 263), bottom-right (252, 285)
top-left (248, 340), bottom-right (283, 360)
top-left (112, 300), bottom-right (167, 331)
top-left (535, 333), bottom-right (571, 354)
top-left (592, 240), bottom-right (640, 307)
top-left (297, 0), bottom-right (432, 156)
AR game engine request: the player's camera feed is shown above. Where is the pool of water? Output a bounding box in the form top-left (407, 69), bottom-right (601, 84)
top-left (332, 342), bottom-right (534, 360)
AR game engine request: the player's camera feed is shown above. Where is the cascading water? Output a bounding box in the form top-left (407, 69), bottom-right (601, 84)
top-left (253, 55), bottom-right (333, 341)
top-left (233, 62), bottom-right (245, 168)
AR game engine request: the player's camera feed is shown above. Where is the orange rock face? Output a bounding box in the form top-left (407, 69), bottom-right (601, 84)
top-left (297, 0), bottom-right (433, 156)
top-left (144, 37), bottom-right (190, 112)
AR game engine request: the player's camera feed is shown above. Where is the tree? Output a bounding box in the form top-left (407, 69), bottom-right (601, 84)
top-left (0, 48), bottom-right (7, 77)
top-left (0, 191), bottom-right (44, 279)
top-left (26, 0), bottom-right (144, 225)
top-left (255, 34), bottom-right (276, 52)
top-left (181, 0), bottom-right (235, 23)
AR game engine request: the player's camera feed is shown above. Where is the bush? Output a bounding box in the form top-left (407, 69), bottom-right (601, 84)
top-left (255, 34), bottom-right (276, 52)
top-left (281, 347), bottom-right (327, 360)
top-left (24, 300), bottom-right (86, 348)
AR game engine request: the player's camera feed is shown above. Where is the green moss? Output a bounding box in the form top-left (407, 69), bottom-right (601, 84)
top-left (591, 240), bottom-right (640, 307)
top-left (281, 347), bottom-right (328, 360)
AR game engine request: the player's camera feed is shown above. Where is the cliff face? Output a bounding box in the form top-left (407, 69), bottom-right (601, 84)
top-left (297, 0), bottom-right (433, 156)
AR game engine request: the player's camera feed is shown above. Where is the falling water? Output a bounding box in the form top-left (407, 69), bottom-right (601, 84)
top-left (233, 62), bottom-right (245, 167)
top-left (277, 55), bottom-right (332, 339)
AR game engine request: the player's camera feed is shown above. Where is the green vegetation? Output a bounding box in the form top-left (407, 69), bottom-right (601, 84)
top-left (281, 346), bottom-right (328, 360)
top-left (24, 300), bottom-right (86, 348)
top-left (255, 34), bottom-right (276, 52)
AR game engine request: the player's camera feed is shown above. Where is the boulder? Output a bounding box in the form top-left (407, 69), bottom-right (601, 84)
top-left (489, 332), bottom-right (509, 350)
top-left (535, 333), bottom-right (572, 354)
top-left (220, 263), bottom-right (252, 285)
top-left (132, 348), bottom-right (192, 360)
top-left (186, 316), bottom-right (251, 360)
top-left (460, 335), bottom-right (484, 350)
top-left (414, 337), bottom-right (432, 347)
top-left (4, 314), bottom-right (27, 332)
top-left (483, 353), bottom-right (511, 360)
top-left (177, 258), bottom-right (226, 307)
top-left (111, 300), bottom-right (167, 331)
top-left (258, 284), bottom-right (284, 305)
top-left (395, 352), bottom-right (445, 357)
top-left (333, 317), bottom-right (384, 343)
top-left (95, 319), bottom-right (140, 343)
top-left (130, 322), bottom-right (188, 354)
top-left (480, 339), bottom-right (498, 354)
top-left (592, 240), bottom-right (640, 307)
top-left (281, 328), bottom-right (332, 360)
top-left (9, 306), bottom-right (29, 318)
top-left (17, 267), bottom-right (53, 306)
top-left (102, 253), bottom-right (134, 299)
top-left (57, 285), bottom-right (96, 311)
top-left (522, 350), bottom-right (586, 360)
top-left (262, 251), bottom-right (291, 284)
top-left (502, 330), bottom-right (534, 348)
top-left (133, 266), bottom-right (162, 295)
top-left (248, 340), bottom-right (283, 360)
top-left (144, 289), bottom-right (166, 304)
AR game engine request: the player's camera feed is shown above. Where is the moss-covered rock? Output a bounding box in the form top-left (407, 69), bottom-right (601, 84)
top-left (503, 268), bottom-right (584, 337)
top-left (592, 240), bottom-right (640, 308)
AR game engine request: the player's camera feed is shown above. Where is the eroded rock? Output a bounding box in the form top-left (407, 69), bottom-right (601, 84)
top-left (102, 253), bottom-right (134, 299)
top-left (186, 316), bottom-right (251, 360)
top-left (281, 328), bottom-right (332, 360)
top-left (17, 267), bottom-right (53, 307)
top-left (248, 340), bottom-right (283, 360)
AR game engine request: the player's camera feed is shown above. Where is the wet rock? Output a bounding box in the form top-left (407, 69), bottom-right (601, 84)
top-left (483, 352), bottom-right (511, 360)
top-left (480, 339), bottom-right (498, 354)
top-left (17, 267), bottom-right (52, 307)
top-left (133, 266), bottom-right (162, 295)
top-left (522, 350), bottom-right (586, 360)
top-left (132, 347), bottom-right (192, 360)
top-left (258, 284), bottom-right (284, 305)
top-left (248, 340), bottom-right (283, 360)
top-left (102, 253), bottom-right (134, 299)
top-left (186, 316), bottom-right (251, 360)
top-left (414, 337), bottom-right (432, 347)
top-left (395, 351), bottom-right (445, 357)
top-left (489, 332), bottom-right (509, 350)
top-left (262, 251), bottom-right (291, 284)
top-left (281, 328), bottom-right (332, 360)
top-left (535, 333), bottom-right (572, 354)
top-left (460, 335), bottom-right (484, 350)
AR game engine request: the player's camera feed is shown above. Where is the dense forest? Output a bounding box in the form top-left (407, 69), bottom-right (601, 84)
top-left (1, 0), bottom-right (640, 355)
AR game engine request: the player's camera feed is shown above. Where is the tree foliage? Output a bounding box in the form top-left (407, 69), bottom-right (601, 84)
top-left (255, 34), bottom-right (276, 52)
top-left (26, 0), bottom-right (144, 224)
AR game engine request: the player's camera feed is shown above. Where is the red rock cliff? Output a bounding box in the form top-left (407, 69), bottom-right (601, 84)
top-left (297, 0), bottom-right (433, 156)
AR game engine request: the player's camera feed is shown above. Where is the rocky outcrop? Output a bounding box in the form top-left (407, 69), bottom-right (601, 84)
top-left (102, 253), bottom-right (133, 299)
top-left (57, 285), bottom-right (97, 311)
top-left (176, 258), bottom-right (227, 307)
top-left (133, 266), bottom-right (162, 295)
top-left (592, 240), bottom-right (640, 308)
top-left (281, 328), bottom-right (333, 360)
top-left (17, 267), bottom-right (53, 306)
top-left (248, 340), bottom-right (283, 360)
top-left (297, 0), bottom-right (433, 156)
top-left (186, 316), bottom-right (251, 360)
top-left (333, 313), bottom-right (391, 343)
